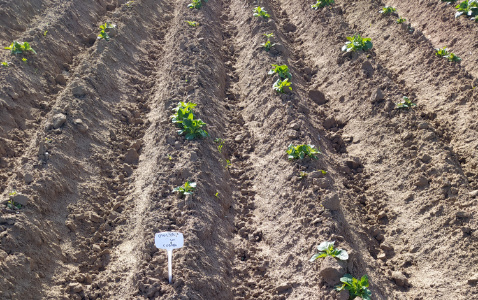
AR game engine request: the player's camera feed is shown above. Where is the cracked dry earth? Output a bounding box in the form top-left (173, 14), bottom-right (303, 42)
top-left (1, 0), bottom-right (478, 299)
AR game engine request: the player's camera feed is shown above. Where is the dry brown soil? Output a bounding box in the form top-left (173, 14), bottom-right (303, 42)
top-left (0, 0), bottom-right (478, 299)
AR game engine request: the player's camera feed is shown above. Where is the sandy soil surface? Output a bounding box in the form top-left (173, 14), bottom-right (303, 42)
top-left (0, 0), bottom-right (477, 299)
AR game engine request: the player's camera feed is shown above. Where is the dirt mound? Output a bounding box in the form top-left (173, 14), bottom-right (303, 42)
top-left (0, 0), bottom-right (477, 299)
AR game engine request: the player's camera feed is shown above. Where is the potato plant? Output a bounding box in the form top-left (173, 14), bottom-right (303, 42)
top-left (336, 275), bottom-right (372, 300)
top-left (311, 0), bottom-right (334, 10)
top-left (97, 22), bottom-right (116, 41)
top-left (287, 144), bottom-right (320, 160)
top-left (185, 21), bottom-right (199, 27)
top-left (342, 34), bottom-right (373, 52)
top-left (310, 241), bottom-right (349, 261)
top-left (435, 47), bottom-right (461, 62)
top-left (380, 6), bottom-right (396, 15)
top-left (269, 64), bottom-right (292, 80)
top-left (173, 181), bottom-right (196, 195)
top-left (253, 7), bottom-right (270, 18)
top-left (171, 101), bottom-right (208, 140)
top-left (188, 0), bottom-right (208, 9)
top-left (455, 0), bottom-right (478, 20)
top-left (397, 17), bottom-right (406, 23)
top-left (4, 41), bottom-right (37, 55)
top-left (261, 33), bottom-right (276, 52)
top-left (395, 96), bottom-right (416, 109)
top-left (273, 78), bottom-right (292, 93)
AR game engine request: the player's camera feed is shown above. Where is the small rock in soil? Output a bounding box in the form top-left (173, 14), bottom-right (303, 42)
top-left (73, 119), bottom-right (88, 133)
top-left (322, 193), bottom-right (340, 211)
top-left (420, 154), bottom-right (431, 163)
top-left (52, 113), bottom-right (67, 129)
top-left (309, 89), bottom-right (327, 105)
top-left (12, 193), bottom-right (29, 206)
top-left (392, 271), bottom-right (408, 287)
top-left (415, 176), bottom-right (428, 187)
top-left (286, 130), bottom-right (298, 139)
top-left (468, 274), bottom-right (478, 284)
top-left (371, 88), bottom-right (384, 102)
top-left (124, 148), bottom-right (139, 164)
top-left (69, 282), bottom-right (83, 293)
top-left (55, 74), bottom-right (67, 85)
top-left (275, 282), bottom-right (292, 293)
top-left (72, 85), bottom-right (87, 97)
top-left (319, 256), bottom-right (346, 286)
top-left (468, 190), bottom-right (478, 198)
top-left (24, 173), bottom-right (33, 184)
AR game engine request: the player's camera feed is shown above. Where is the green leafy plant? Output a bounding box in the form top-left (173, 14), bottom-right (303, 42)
top-left (395, 96), bottom-right (416, 109)
top-left (1, 61), bottom-right (8, 67)
top-left (253, 6), bottom-right (270, 18)
top-left (185, 21), bottom-right (199, 27)
top-left (397, 17), bottom-right (406, 23)
top-left (97, 22), bottom-right (116, 41)
top-left (22, 58), bottom-right (27, 64)
top-left (188, 0), bottom-right (207, 9)
top-left (287, 144), bottom-right (320, 160)
top-left (171, 101), bottom-right (208, 140)
top-left (380, 6), bottom-right (396, 15)
top-left (318, 169), bottom-right (327, 175)
top-left (455, 0), bottom-right (478, 20)
top-left (268, 64), bottom-right (292, 80)
top-left (214, 138), bottom-right (225, 153)
top-left (6, 190), bottom-right (22, 210)
top-left (336, 274), bottom-right (372, 300)
top-left (342, 34), bottom-right (373, 52)
top-left (173, 181), bottom-right (196, 195)
top-left (310, 241), bottom-right (349, 261)
top-left (435, 47), bottom-right (461, 62)
top-left (261, 33), bottom-right (276, 51)
top-left (4, 41), bottom-right (37, 55)
top-left (225, 159), bottom-right (232, 169)
top-left (311, 0), bottom-right (334, 9)
top-left (273, 78), bottom-right (292, 93)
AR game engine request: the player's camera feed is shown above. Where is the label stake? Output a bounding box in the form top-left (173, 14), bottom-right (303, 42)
top-left (155, 232), bottom-right (184, 283)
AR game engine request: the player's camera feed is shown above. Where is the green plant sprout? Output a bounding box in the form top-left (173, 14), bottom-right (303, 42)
top-left (43, 30), bottom-right (48, 36)
top-left (188, 0), bottom-right (207, 9)
top-left (311, 0), bottom-right (334, 10)
top-left (261, 33), bottom-right (276, 51)
top-left (397, 17), bottom-right (406, 23)
top-left (4, 41), bottom-right (37, 55)
top-left (273, 78), bottom-right (292, 93)
top-left (1, 62), bottom-right (8, 67)
top-left (22, 58), bottom-right (27, 64)
top-left (435, 47), bottom-right (461, 62)
top-left (299, 171), bottom-right (308, 179)
top-left (173, 181), bottom-right (196, 195)
top-left (185, 21), bottom-right (199, 27)
top-left (287, 144), bottom-right (320, 160)
top-left (215, 192), bottom-right (219, 197)
top-left (253, 6), bottom-right (270, 18)
top-left (336, 275), bottom-right (372, 300)
top-left (455, 0), bottom-right (478, 20)
top-left (97, 22), bottom-right (116, 41)
top-left (167, 154), bottom-right (172, 160)
top-left (268, 64), bottom-right (292, 80)
top-left (214, 138), bottom-right (225, 153)
top-left (310, 241), bottom-right (349, 261)
top-left (342, 34), bottom-right (373, 52)
top-left (171, 101), bottom-right (208, 140)
top-left (225, 159), bottom-right (232, 169)
top-left (6, 190), bottom-right (21, 210)
top-left (125, 0), bottom-right (135, 7)
top-left (380, 6), bottom-right (396, 15)
top-left (318, 169), bottom-right (327, 175)
top-left (395, 96), bottom-right (416, 109)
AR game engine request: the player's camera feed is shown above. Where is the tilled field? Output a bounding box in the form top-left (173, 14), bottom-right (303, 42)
top-left (0, 0), bottom-right (477, 299)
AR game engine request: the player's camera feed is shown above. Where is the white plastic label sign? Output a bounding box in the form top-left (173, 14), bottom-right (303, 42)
top-left (155, 232), bottom-right (184, 250)
top-left (155, 232), bottom-right (184, 283)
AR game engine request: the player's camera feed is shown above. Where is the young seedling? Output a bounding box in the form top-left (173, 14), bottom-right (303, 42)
top-left (310, 241), bottom-right (349, 261)
top-left (6, 190), bottom-right (22, 210)
top-left (273, 78), bottom-right (292, 93)
top-left (268, 64), bottom-right (292, 80)
top-left (435, 47), bottom-right (461, 62)
top-left (395, 96), bottom-right (416, 109)
top-left (342, 34), bottom-right (373, 52)
top-left (380, 6), bottom-right (396, 15)
top-left (167, 154), bottom-right (172, 160)
top-left (318, 169), bottom-right (327, 175)
top-left (125, 0), bottom-right (135, 7)
top-left (214, 138), bottom-right (225, 153)
top-left (261, 33), bottom-right (276, 52)
top-left (185, 21), bottom-right (199, 27)
top-left (396, 17), bottom-right (407, 24)
top-left (173, 181), bottom-right (196, 196)
top-left (311, 0), bottom-right (334, 10)
top-left (287, 144), bottom-right (320, 160)
top-left (22, 58), bottom-right (27, 64)
top-left (171, 101), bottom-right (208, 140)
top-left (1, 62), bottom-right (8, 67)
top-left (253, 7), bottom-right (270, 18)
top-left (188, 0), bottom-right (207, 9)
top-left (43, 30), bottom-right (48, 36)
top-left (4, 41), bottom-right (37, 55)
top-left (215, 192), bottom-right (219, 198)
top-left (455, 0), bottom-right (478, 20)
top-left (336, 274), bottom-right (372, 300)
top-left (299, 171), bottom-right (308, 179)
top-left (225, 159), bottom-right (232, 169)
top-left (97, 22), bottom-right (116, 41)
